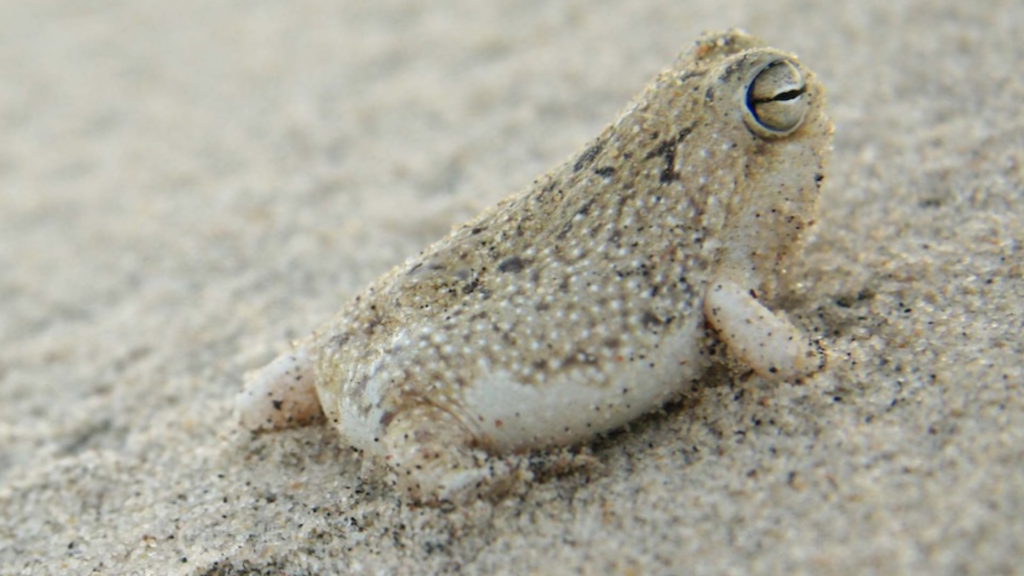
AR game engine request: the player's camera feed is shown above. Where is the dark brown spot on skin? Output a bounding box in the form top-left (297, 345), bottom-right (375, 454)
top-left (462, 278), bottom-right (480, 295)
top-left (643, 127), bottom-right (693, 184)
top-left (641, 310), bottom-right (665, 327)
top-left (497, 256), bottom-right (527, 273)
top-left (594, 166), bottom-right (616, 177)
top-left (603, 337), bottom-right (622, 349)
top-left (557, 220), bottom-right (574, 240)
top-left (573, 142), bottom-right (604, 172)
top-left (379, 411), bottom-right (397, 428)
top-left (576, 199), bottom-right (595, 217)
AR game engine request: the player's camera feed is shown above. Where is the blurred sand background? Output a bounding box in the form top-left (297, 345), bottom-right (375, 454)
top-left (1, 1), bottom-right (1022, 574)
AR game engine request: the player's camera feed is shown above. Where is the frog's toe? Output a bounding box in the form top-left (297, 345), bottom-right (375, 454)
top-left (382, 405), bottom-right (521, 505)
top-left (237, 344), bottom-right (322, 431)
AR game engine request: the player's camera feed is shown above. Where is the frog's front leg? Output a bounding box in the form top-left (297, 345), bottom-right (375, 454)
top-left (704, 278), bottom-right (825, 381)
top-left (237, 342), bottom-right (323, 430)
top-left (381, 404), bottom-right (520, 505)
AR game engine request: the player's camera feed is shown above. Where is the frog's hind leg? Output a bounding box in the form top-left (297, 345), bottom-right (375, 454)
top-left (237, 342), bottom-right (323, 431)
top-left (381, 404), bottom-right (521, 505)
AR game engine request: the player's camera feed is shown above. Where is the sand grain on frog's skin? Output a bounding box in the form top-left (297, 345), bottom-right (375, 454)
top-left (238, 29), bottom-right (832, 505)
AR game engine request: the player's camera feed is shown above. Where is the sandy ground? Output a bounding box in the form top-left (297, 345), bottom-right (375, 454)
top-left (2, 1), bottom-right (1023, 574)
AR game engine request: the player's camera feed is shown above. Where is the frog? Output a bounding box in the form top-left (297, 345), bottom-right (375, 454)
top-left (237, 29), bottom-right (832, 505)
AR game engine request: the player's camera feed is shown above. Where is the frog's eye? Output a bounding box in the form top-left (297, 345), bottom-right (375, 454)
top-left (744, 59), bottom-right (808, 138)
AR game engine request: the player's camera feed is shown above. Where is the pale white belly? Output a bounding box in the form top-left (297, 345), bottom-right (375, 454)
top-left (455, 315), bottom-right (706, 452)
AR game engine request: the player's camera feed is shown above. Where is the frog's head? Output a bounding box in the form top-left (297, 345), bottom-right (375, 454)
top-left (671, 30), bottom-right (833, 299)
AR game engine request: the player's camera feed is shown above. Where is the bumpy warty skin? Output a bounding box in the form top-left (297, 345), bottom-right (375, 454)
top-left (240, 29), bottom-right (832, 504)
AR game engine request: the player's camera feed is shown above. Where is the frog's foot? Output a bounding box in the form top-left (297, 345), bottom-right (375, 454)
top-left (237, 343), bottom-right (323, 430)
top-left (704, 278), bottom-right (825, 381)
top-left (381, 405), bottom-right (521, 505)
